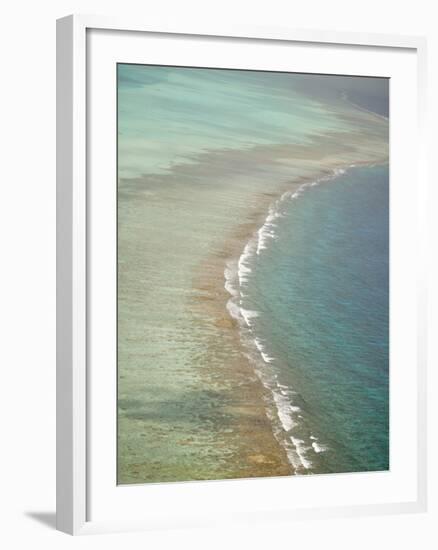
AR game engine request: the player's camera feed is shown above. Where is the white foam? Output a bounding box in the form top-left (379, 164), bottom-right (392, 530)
top-left (224, 279), bottom-right (235, 296)
top-left (225, 298), bottom-right (241, 321)
top-left (254, 339), bottom-right (274, 363)
top-left (290, 436), bottom-right (312, 469)
top-left (256, 218), bottom-right (278, 255)
top-left (255, 199), bottom-right (287, 256)
top-left (237, 241), bottom-right (255, 286)
top-left (240, 308), bottom-right (259, 328)
top-left (238, 263), bottom-right (251, 285)
top-left (310, 435), bottom-right (328, 454)
top-left (254, 337), bottom-right (265, 352)
top-left (312, 441), bottom-right (328, 453)
top-left (273, 391), bottom-right (297, 432)
top-left (251, 166), bottom-right (353, 260)
top-left (260, 351), bottom-right (275, 363)
top-left (221, 164), bottom-right (354, 472)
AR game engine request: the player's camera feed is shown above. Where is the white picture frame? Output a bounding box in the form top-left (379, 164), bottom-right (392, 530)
top-left (56, 14), bottom-right (428, 535)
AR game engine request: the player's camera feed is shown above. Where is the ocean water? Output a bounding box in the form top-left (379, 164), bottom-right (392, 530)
top-left (228, 164), bottom-right (389, 474)
top-left (117, 65), bottom-right (377, 179)
top-left (117, 64), bottom-right (389, 483)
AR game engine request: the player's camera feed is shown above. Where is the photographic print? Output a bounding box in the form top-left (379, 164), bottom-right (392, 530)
top-left (117, 65), bottom-right (389, 484)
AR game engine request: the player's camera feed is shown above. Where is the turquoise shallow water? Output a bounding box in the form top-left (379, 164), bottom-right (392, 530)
top-left (234, 164), bottom-right (389, 473)
top-left (117, 65), bottom-right (370, 179)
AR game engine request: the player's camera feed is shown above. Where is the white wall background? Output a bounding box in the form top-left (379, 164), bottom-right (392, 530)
top-left (0, 0), bottom-right (435, 547)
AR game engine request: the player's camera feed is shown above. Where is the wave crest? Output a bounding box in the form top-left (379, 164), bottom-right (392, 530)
top-left (223, 167), bottom-right (351, 473)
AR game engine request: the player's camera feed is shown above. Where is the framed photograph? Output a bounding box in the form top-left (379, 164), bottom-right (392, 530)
top-left (57, 15), bottom-right (427, 535)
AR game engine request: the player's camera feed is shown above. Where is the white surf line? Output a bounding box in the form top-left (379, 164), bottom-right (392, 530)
top-left (254, 165), bottom-right (356, 260)
top-left (340, 91), bottom-right (389, 122)
top-left (223, 214), bottom-right (310, 471)
top-left (223, 164), bottom-right (363, 471)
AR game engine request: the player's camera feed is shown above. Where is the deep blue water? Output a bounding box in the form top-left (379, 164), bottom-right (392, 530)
top-left (243, 164), bottom-right (389, 474)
